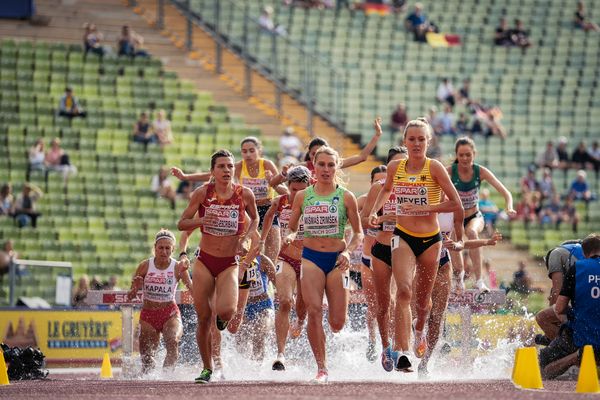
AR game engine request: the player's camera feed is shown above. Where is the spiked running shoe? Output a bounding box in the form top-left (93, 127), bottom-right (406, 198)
top-left (381, 346), bottom-right (395, 372)
top-left (475, 279), bottom-right (490, 294)
top-left (311, 369), bottom-right (328, 384)
top-left (272, 354), bottom-right (286, 371)
top-left (414, 332), bottom-right (427, 359)
top-left (366, 341), bottom-right (377, 363)
top-left (194, 368), bottom-right (212, 384)
top-left (216, 315), bottom-right (229, 331)
top-left (395, 352), bottom-right (412, 372)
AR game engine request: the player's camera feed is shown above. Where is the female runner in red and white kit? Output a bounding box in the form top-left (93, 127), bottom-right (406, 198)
top-left (178, 149), bottom-right (259, 384)
top-left (261, 165), bottom-right (312, 371)
top-left (128, 229), bottom-right (192, 374)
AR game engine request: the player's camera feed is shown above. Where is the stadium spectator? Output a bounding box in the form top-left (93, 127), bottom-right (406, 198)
top-left (556, 136), bottom-right (570, 171)
top-left (176, 178), bottom-right (193, 200)
top-left (14, 183), bottom-right (43, 229)
top-left (539, 234), bottom-right (600, 380)
top-left (425, 133), bottom-right (442, 160)
top-left (0, 240), bottom-right (18, 286)
top-left (588, 140), bottom-right (600, 174)
top-left (539, 168), bottom-right (556, 201)
top-left (561, 197), bottom-right (580, 233)
top-left (494, 17), bottom-right (511, 46)
top-left (511, 261), bottom-right (533, 294)
top-left (520, 165), bottom-right (540, 195)
top-left (509, 19), bottom-right (532, 52)
top-left (45, 138), bottom-right (77, 187)
top-left (405, 2), bottom-right (438, 42)
top-left (391, 0), bottom-right (407, 13)
top-left (433, 103), bottom-right (457, 135)
top-left (479, 188), bottom-right (499, 236)
top-left (0, 183), bottom-right (15, 217)
top-left (426, 106), bottom-right (438, 130)
top-left (104, 275), bottom-right (120, 291)
top-left (455, 113), bottom-right (470, 135)
top-left (133, 112), bottom-right (156, 151)
top-left (82, 23), bottom-right (106, 57)
top-left (153, 109), bottom-right (173, 148)
top-left (458, 79), bottom-right (471, 104)
top-left (540, 193), bottom-right (562, 229)
top-left (279, 126), bottom-right (302, 159)
top-left (390, 103), bottom-right (408, 135)
top-left (515, 191), bottom-right (540, 227)
top-left (118, 25), bottom-right (149, 57)
top-left (27, 138), bottom-right (46, 182)
top-left (571, 140), bottom-right (592, 170)
top-left (436, 78), bottom-right (456, 107)
top-left (90, 275), bottom-right (104, 290)
top-left (258, 6), bottom-right (287, 35)
top-left (151, 166), bottom-right (176, 210)
top-left (469, 101), bottom-right (507, 138)
top-left (574, 1), bottom-right (599, 32)
top-left (536, 141), bottom-right (559, 170)
top-left (58, 87), bottom-right (87, 119)
top-left (568, 170), bottom-right (593, 202)
top-left (72, 275), bottom-right (90, 308)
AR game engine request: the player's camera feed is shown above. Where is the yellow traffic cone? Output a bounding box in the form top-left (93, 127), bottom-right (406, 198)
top-left (0, 351), bottom-right (9, 385)
top-left (100, 353), bottom-right (113, 379)
top-left (576, 345), bottom-right (600, 393)
top-left (511, 348), bottom-right (523, 385)
top-left (512, 347), bottom-right (543, 390)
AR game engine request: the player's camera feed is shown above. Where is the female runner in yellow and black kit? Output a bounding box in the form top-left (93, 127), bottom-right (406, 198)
top-left (368, 118), bottom-right (463, 372)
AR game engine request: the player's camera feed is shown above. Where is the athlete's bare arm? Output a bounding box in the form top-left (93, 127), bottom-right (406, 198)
top-left (340, 118), bottom-right (382, 168)
top-left (480, 166), bottom-right (515, 216)
top-left (283, 189), bottom-right (306, 244)
top-left (127, 260), bottom-right (149, 300)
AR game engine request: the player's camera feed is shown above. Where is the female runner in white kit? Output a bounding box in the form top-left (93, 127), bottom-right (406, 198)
top-left (128, 229), bottom-right (192, 374)
top-left (284, 146), bottom-right (363, 383)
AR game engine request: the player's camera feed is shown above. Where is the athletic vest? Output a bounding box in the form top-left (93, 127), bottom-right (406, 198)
top-left (198, 182), bottom-right (245, 236)
top-left (277, 194), bottom-right (304, 241)
top-left (572, 257), bottom-right (600, 347)
top-left (302, 185), bottom-right (347, 239)
top-left (376, 179), bottom-right (397, 232)
top-left (240, 159), bottom-right (274, 201)
top-left (247, 257), bottom-right (269, 298)
top-left (392, 158), bottom-right (442, 217)
top-left (438, 212), bottom-right (454, 259)
top-left (143, 257), bottom-right (178, 303)
top-left (451, 163), bottom-right (481, 210)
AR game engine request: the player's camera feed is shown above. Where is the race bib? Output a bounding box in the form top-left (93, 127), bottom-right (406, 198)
top-left (459, 188), bottom-right (478, 210)
top-left (203, 204), bottom-right (239, 236)
top-left (391, 235), bottom-right (400, 251)
top-left (279, 208), bottom-right (304, 241)
top-left (246, 262), bottom-right (260, 282)
top-left (242, 177), bottom-right (269, 201)
top-left (382, 199), bottom-right (397, 231)
top-left (342, 271), bottom-right (350, 289)
top-left (303, 203), bottom-right (339, 236)
top-left (393, 184), bottom-right (429, 216)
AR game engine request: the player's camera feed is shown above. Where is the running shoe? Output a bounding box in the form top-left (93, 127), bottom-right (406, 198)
top-left (475, 279), bottom-right (490, 294)
top-left (417, 360), bottom-right (429, 379)
top-left (289, 319), bottom-right (304, 339)
top-left (194, 368), bottom-right (212, 384)
top-left (452, 274), bottom-right (466, 295)
top-left (272, 354), bottom-right (286, 371)
top-left (311, 369), bottom-right (328, 384)
top-left (213, 367), bottom-right (226, 381)
top-left (381, 346), bottom-right (396, 372)
top-left (366, 341), bottom-right (377, 363)
top-left (216, 315), bottom-right (229, 331)
top-left (414, 332), bottom-right (427, 359)
top-left (394, 351), bottom-right (412, 372)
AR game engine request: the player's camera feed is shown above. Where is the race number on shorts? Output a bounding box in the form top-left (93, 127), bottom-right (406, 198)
top-left (342, 271), bottom-right (350, 289)
top-left (391, 235), bottom-right (400, 250)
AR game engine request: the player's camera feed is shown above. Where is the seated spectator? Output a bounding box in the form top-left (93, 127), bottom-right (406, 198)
top-left (589, 140), bottom-right (600, 175)
top-left (520, 165), bottom-right (540, 195)
top-left (556, 136), bottom-right (570, 171)
top-left (515, 191), bottom-right (541, 227)
top-left (0, 183), bottom-right (15, 217)
top-left (455, 113), bottom-right (470, 135)
top-left (426, 106), bottom-right (438, 130)
top-left (72, 275), bottom-right (90, 308)
top-left (574, 1), bottom-right (599, 32)
top-left (58, 87), bottom-right (87, 119)
top-left (433, 103), bottom-right (456, 135)
top-left (509, 19), bottom-right (532, 52)
top-left (390, 103), bottom-right (408, 136)
top-left (494, 18), bottom-right (511, 46)
top-left (436, 78), bottom-right (456, 107)
top-left (539, 234), bottom-right (600, 380)
top-left (45, 138), bottom-right (77, 186)
top-left (258, 6), bottom-right (287, 35)
top-left (90, 275), bottom-right (104, 290)
top-left (539, 168), bottom-right (556, 201)
top-left (151, 166), bottom-right (176, 210)
top-left (14, 183), bottom-right (43, 229)
top-left (104, 275), bottom-right (120, 291)
top-left (568, 170), bottom-right (593, 202)
top-left (470, 101), bottom-right (507, 138)
top-left (176, 179), bottom-right (193, 200)
top-left (118, 25), bottom-right (149, 57)
top-left (132, 112), bottom-right (156, 151)
top-left (479, 188), bottom-right (499, 236)
top-left (571, 140), bottom-right (592, 170)
top-left (153, 109), bottom-right (173, 148)
top-left (458, 79), bottom-right (471, 104)
top-left (405, 2), bottom-right (438, 42)
top-left (536, 141), bottom-right (559, 170)
top-left (559, 196), bottom-right (580, 233)
top-left (511, 261), bottom-right (533, 294)
top-left (27, 138), bottom-right (46, 181)
top-left (425, 134), bottom-right (442, 160)
top-left (279, 126), bottom-right (302, 159)
top-left (540, 193), bottom-right (562, 229)
top-left (82, 23), bottom-right (106, 57)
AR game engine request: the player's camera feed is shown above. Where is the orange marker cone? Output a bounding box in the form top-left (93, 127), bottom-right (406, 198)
top-left (100, 353), bottom-right (113, 379)
top-left (512, 347), bottom-right (543, 390)
top-left (0, 351), bottom-right (9, 385)
top-left (576, 345), bottom-right (600, 393)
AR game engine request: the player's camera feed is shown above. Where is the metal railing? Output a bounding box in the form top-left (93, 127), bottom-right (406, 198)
top-left (166, 0), bottom-right (348, 136)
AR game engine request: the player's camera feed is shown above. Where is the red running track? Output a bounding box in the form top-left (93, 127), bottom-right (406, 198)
top-left (0, 378), bottom-right (585, 400)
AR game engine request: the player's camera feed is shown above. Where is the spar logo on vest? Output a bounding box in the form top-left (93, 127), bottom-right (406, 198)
top-left (394, 183), bottom-right (429, 216)
top-left (204, 205), bottom-right (240, 235)
top-left (304, 196), bottom-right (340, 236)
